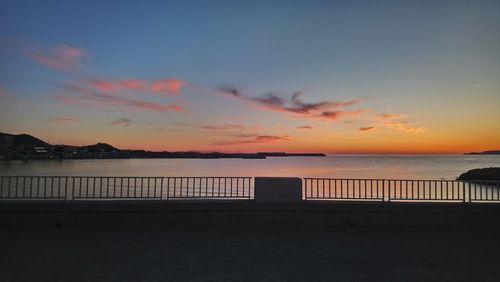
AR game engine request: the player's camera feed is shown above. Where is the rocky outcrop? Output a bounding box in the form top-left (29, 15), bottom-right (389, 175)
top-left (457, 167), bottom-right (500, 181)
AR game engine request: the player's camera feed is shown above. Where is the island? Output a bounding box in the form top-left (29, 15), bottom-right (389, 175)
top-left (0, 132), bottom-right (326, 160)
top-left (464, 150), bottom-right (500, 155)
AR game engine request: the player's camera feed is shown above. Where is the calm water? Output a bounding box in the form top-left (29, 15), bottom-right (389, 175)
top-left (1, 155), bottom-right (500, 180)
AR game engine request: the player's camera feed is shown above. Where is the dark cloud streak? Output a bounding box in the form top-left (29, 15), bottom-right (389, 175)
top-left (217, 85), bottom-right (364, 120)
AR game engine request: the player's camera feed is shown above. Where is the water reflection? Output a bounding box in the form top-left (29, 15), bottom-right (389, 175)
top-left (1, 155), bottom-right (500, 180)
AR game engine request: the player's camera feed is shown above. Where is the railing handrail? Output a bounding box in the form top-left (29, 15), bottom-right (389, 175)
top-left (0, 175), bottom-right (253, 178)
top-left (3, 176), bottom-right (499, 181)
top-left (303, 177), bottom-right (500, 182)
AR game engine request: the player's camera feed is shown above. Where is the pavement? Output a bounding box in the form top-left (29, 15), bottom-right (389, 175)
top-left (1, 224), bottom-right (500, 282)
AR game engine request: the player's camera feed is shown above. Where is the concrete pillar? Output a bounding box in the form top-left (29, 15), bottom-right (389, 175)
top-left (254, 177), bottom-right (302, 203)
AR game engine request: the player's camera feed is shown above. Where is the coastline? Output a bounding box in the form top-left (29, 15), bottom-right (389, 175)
top-left (0, 152), bottom-right (327, 161)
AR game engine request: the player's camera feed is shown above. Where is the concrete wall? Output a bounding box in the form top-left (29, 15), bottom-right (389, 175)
top-left (2, 201), bottom-right (500, 229)
top-left (254, 177), bottom-right (302, 203)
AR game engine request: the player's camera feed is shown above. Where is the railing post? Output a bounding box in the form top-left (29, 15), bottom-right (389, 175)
top-left (381, 180), bottom-right (385, 202)
top-left (160, 177), bottom-right (164, 200)
top-left (385, 180), bottom-right (390, 203)
top-left (303, 178), bottom-right (307, 201)
top-left (468, 181), bottom-right (472, 203)
top-left (462, 181), bottom-right (466, 203)
top-left (65, 176), bottom-right (69, 201)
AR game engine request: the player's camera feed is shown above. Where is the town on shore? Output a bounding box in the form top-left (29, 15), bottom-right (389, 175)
top-left (0, 132), bottom-right (325, 160)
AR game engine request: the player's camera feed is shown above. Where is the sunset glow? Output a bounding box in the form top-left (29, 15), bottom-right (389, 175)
top-left (1, 1), bottom-right (499, 154)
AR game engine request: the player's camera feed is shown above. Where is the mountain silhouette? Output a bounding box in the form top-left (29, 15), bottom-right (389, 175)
top-left (0, 131), bottom-right (326, 160)
top-left (0, 132), bottom-right (50, 148)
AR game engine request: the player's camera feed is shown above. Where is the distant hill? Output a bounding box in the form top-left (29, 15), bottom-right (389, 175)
top-left (83, 143), bottom-right (119, 152)
top-left (0, 132), bottom-right (50, 148)
top-left (0, 132), bottom-right (117, 152)
top-left (0, 131), bottom-right (325, 160)
top-left (464, 150), bottom-right (500, 155)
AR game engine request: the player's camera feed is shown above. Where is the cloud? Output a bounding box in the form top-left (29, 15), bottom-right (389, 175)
top-left (28, 44), bottom-right (88, 71)
top-left (47, 116), bottom-right (80, 123)
top-left (217, 85), bottom-right (244, 98)
top-left (88, 79), bottom-right (120, 92)
top-left (200, 124), bottom-right (245, 130)
top-left (217, 86), bottom-right (295, 113)
top-left (212, 135), bottom-right (290, 145)
top-left (121, 79), bottom-right (145, 91)
top-left (150, 79), bottom-right (184, 95)
top-left (376, 113), bottom-right (408, 120)
top-left (230, 133), bottom-right (260, 138)
top-left (109, 118), bottom-right (134, 127)
top-left (248, 93), bottom-right (289, 110)
top-left (177, 122), bottom-right (259, 131)
top-left (288, 91), bottom-right (363, 114)
top-left (319, 109), bottom-right (368, 120)
top-left (358, 126), bottom-right (376, 132)
top-left (55, 84), bottom-right (183, 113)
top-left (217, 85), bottom-right (365, 121)
top-left (218, 85), bottom-right (424, 134)
top-left (363, 113), bottom-right (424, 133)
top-left (87, 78), bottom-right (184, 95)
top-left (385, 121), bottom-right (424, 133)
top-left (290, 109), bottom-right (368, 121)
top-left (297, 125), bottom-right (314, 129)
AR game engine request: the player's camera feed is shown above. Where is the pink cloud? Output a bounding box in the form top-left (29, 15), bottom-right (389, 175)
top-left (88, 79), bottom-right (146, 92)
top-left (120, 79), bottom-right (145, 91)
top-left (87, 78), bottom-right (184, 95)
top-left (89, 79), bottom-right (121, 92)
top-left (151, 79), bottom-right (184, 95)
top-left (47, 116), bottom-right (80, 123)
top-left (212, 135), bottom-right (291, 146)
top-left (55, 84), bottom-right (183, 113)
top-left (29, 44), bottom-right (88, 71)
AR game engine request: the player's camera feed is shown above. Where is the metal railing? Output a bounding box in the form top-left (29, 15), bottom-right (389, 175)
top-left (0, 176), bottom-right (69, 200)
top-left (0, 176), bottom-right (253, 201)
top-left (2, 176), bottom-right (499, 203)
top-left (303, 178), bottom-right (500, 203)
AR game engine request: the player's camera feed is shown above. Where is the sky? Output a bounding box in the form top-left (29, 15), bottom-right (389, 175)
top-left (1, 0), bottom-right (499, 154)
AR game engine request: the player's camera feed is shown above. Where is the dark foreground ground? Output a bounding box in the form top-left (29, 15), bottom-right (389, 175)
top-left (1, 224), bottom-right (500, 282)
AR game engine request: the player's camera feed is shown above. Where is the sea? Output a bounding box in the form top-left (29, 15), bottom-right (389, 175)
top-left (1, 155), bottom-right (500, 180)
